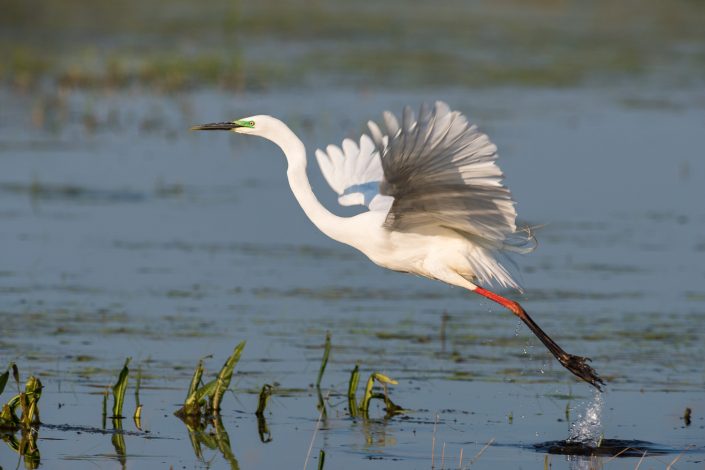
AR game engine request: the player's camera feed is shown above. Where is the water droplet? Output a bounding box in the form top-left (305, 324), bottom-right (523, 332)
top-left (567, 390), bottom-right (603, 447)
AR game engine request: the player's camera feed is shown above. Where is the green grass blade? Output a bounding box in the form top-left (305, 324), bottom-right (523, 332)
top-left (360, 372), bottom-right (399, 415)
top-left (317, 449), bottom-right (326, 470)
top-left (316, 332), bottom-right (331, 388)
top-left (11, 363), bottom-right (19, 391)
top-left (187, 359), bottom-right (205, 400)
top-left (211, 341), bottom-right (245, 413)
top-left (101, 388), bottom-right (108, 429)
top-left (347, 365), bottom-right (360, 417)
top-left (111, 358), bottom-right (131, 418)
top-left (0, 370), bottom-right (8, 396)
top-left (347, 364), bottom-right (359, 399)
top-left (177, 380), bottom-right (214, 418)
top-left (360, 374), bottom-right (375, 413)
top-left (1, 399), bottom-right (20, 425)
top-left (133, 404), bottom-right (143, 429)
top-left (134, 364), bottom-right (142, 408)
top-left (316, 387), bottom-right (327, 417)
top-left (192, 379), bottom-right (217, 406)
top-left (22, 376), bottom-right (42, 426)
top-left (255, 384), bottom-right (273, 417)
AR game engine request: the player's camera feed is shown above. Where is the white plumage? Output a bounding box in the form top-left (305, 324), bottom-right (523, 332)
top-left (192, 102), bottom-right (605, 390)
top-left (315, 101), bottom-right (532, 290)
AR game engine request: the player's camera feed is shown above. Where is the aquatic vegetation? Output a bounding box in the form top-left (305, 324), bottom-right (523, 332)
top-left (0, 364), bottom-right (42, 468)
top-left (347, 364), bottom-right (360, 417)
top-left (318, 449), bottom-right (325, 470)
top-left (111, 358), bottom-right (131, 418)
top-left (176, 341), bottom-right (246, 418)
top-left (683, 407), bottom-right (692, 426)
top-left (133, 364), bottom-right (143, 429)
top-left (349, 370), bottom-right (404, 419)
top-left (0, 364), bottom-right (42, 430)
top-left (174, 344), bottom-right (246, 467)
top-left (316, 331), bottom-right (331, 388)
top-left (255, 384), bottom-right (273, 417)
top-left (255, 384), bottom-right (273, 442)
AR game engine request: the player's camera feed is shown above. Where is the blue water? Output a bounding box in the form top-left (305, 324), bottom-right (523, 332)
top-left (1, 84), bottom-right (704, 468)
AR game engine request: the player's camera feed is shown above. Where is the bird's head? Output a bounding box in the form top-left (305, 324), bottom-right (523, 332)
top-left (191, 115), bottom-right (278, 137)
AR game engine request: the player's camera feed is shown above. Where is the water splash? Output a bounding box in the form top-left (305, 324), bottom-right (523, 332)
top-left (567, 390), bottom-right (603, 447)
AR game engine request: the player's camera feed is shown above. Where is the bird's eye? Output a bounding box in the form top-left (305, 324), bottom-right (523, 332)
top-left (249, 121), bottom-right (254, 127)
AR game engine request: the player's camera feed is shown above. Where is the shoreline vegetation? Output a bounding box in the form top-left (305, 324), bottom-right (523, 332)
top-left (2, 0), bottom-right (704, 93)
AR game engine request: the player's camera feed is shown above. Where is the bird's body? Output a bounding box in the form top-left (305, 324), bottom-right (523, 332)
top-left (193, 102), bottom-right (604, 390)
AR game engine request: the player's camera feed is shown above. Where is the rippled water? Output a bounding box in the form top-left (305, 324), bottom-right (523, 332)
top-left (1, 80), bottom-right (704, 468)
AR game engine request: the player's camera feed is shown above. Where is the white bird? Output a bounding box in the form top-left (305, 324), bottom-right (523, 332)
top-left (192, 101), bottom-right (604, 390)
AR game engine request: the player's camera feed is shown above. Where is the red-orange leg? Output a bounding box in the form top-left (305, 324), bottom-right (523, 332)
top-left (474, 286), bottom-right (604, 391)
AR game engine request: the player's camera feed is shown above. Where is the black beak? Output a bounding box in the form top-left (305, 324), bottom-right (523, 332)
top-left (190, 122), bottom-right (243, 131)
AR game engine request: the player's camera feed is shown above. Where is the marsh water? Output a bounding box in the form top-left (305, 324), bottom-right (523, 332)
top-left (2, 1), bottom-right (705, 469)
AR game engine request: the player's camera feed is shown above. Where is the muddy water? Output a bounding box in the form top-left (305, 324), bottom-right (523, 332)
top-left (1, 84), bottom-right (704, 469)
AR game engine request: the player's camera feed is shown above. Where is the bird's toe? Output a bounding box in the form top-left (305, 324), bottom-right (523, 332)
top-left (561, 354), bottom-right (605, 391)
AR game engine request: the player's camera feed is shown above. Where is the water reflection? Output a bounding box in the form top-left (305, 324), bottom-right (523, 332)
top-left (256, 413), bottom-right (272, 444)
top-left (0, 427), bottom-right (40, 469)
top-left (355, 417), bottom-right (398, 449)
top-left (179, 414), bottom-right (241, 470)
top-left (568, 454), bottom-right (604, 470)
top-left (111, 418), bottom-right (127, 469)
top-left (254, 384), bottom-right (274, 443)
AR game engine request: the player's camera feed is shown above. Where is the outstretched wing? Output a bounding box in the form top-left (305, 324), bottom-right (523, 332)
top-left (367, 101), bottom-right (529, 251)
top-left (316, 101), bottom-right (530, 252)
top-left (315, 135), bottom-right (392, 212)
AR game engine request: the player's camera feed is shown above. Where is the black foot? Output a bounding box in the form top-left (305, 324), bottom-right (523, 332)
top-left (558, 354), bottom-right (605, 391)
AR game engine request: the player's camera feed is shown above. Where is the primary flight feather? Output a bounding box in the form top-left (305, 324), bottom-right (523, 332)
top-left (192, 101), bottom-right (605, 390)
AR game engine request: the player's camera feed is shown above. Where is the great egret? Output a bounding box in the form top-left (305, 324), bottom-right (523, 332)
top-left (192, 101), bottom-right (604, 390)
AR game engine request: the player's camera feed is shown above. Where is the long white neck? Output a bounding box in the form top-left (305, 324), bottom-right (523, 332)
top-left (263, 119), bottom-right (350, 243)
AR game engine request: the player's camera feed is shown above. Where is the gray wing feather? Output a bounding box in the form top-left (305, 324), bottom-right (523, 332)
top-left (369, 101), bottom-right (530, 251)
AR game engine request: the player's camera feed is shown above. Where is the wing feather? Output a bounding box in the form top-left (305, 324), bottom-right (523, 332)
top-left (369, 101), bottom-right (532, 253)
top-left (315, 102), bottom-right (533, 289)
top-left (316, 135), bottom-right (384, 208)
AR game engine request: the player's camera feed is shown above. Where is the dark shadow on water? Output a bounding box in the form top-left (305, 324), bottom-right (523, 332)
top-left (534, 439), bottom-right (675, 457)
